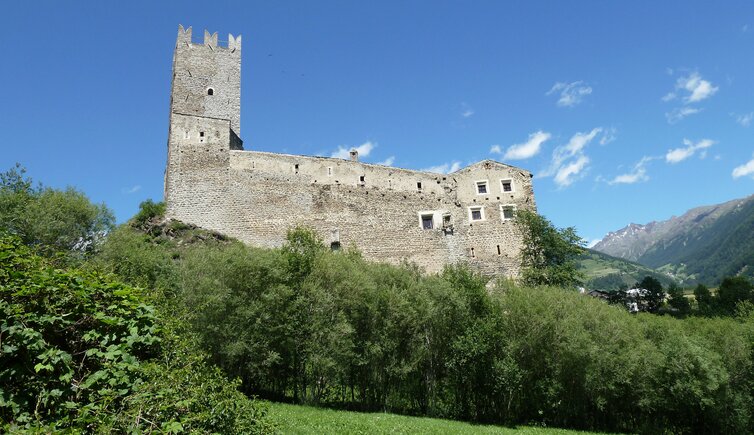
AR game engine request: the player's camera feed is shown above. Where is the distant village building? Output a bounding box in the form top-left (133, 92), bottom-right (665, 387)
top-left (163, 26), bottom-right (537, 277)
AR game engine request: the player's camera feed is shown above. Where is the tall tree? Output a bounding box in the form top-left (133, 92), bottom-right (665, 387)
top-left (514, 209), bottom-right (585, 288)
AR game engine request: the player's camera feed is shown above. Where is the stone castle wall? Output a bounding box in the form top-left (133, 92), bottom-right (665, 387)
top-left (164, 26), bottom-right (537, 277)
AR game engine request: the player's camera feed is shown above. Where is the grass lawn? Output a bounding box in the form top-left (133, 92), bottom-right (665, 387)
top-left (266, 402), bottom-right (600, 434)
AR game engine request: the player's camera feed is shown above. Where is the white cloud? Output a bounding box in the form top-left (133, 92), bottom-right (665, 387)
top-left (676, 72), bottom-right (718, 104)
top-left (609, 156), bottom-right (654, 185)
top-left (376, 156), bottom-right (395, 166)
top-left (732, 155), bottom-right (754, 179)
top-left (331, 141), bottom-right (376, 159)
top-left (461, 102), bottom-right (474, 118)
top-left (540, 128), bottom-right (601, 188)
top-left (499, 131), bottom-right (551, 160)
top-left (546, 81), bottom-right (593, 107)
top-left (421, 161), bottom-right (462, 174)
top-left (554, 155), bottom-right (590, 188)
top-left (665, 138), bottom-right (715, 164)
top-left (666, 107), bottom-right (701, 124)
top-left (735, 112), bottom-right (754, 127)
top-left (599, 127), bottom-right (617, 145)
top-left (489, 144), bottom-right (502, 154)
top-left (661, 92), bottom-right (677, 102)
top-left (122, 185), bottom-right (141, 194)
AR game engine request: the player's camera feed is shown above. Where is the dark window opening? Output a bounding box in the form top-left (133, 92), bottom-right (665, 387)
top-left (471, 247), bottom-right (475, 258)
top-left (497, 245), bottom-right (501, 255)
top-left (443, 214), bottom-right (451, 227)
top-left (470, 208), bottom-right (482, 221)
top-left (502, 206), bottom-right (515, 220)
top-left (502, 181), bottom-right (513, 192)
top-left (477, 182), bottom-right (488, 194)
top-left (330, 241), bottom-right (341, 251)
top-left (295, 164), bottom-right (299, 174)
top-left (360, 175), bottom-right (365, 183)
top-left (421, 215), bottom-right (433, 230)
top-left (199, 131), bottom-right (205, 137)
top-left (207, 88), bottom-right (214, 95)
top-left (417, 182), bottom-right (422, 189)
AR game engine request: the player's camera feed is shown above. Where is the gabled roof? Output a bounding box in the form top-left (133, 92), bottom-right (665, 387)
top-left (449, 159), bottom-right (532, 176)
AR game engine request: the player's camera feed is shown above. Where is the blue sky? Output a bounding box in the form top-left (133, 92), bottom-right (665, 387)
top-left (2, 1), bottom-right (753, 245)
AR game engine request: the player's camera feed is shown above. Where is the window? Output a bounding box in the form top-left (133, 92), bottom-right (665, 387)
top-left (199, 131), bottom-right (205, 137)
top-left (501, 179), bottom-right (514, 193)
top-left (327, 167), bottom-right (333, 176)
top-left (421, 214), bottom-right (434, 230)
top-left (207, 88), bottom-right (214, 95)
top-left (359, 175), bottom-right (365, 183)
top-left (330, 241), bottom-right (341, 251)
top-left (501, 204), bottom-right (516, 220)
top-left (294, 164), bottom-right (299, 174)
top-left (442, 213), bottom-right (451, 228)
top-left (476, 180), bottom-right (489, 195)
top-left (468, 206), bottom-right (484, 221)
top-left (417, 181), bottom-right (422, 190)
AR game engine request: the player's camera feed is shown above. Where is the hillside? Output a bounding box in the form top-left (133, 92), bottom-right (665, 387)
top-left (592, 194), bottom-right (754, 285)
top-left (578, 249), bottom-right (675, 291)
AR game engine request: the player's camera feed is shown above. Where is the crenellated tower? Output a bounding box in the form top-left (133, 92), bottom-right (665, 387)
top-left (164, 25), bottom-right (243, 223)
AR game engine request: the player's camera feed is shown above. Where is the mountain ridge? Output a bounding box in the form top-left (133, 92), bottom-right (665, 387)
top-left (592, 194), bottom-right (754, 285)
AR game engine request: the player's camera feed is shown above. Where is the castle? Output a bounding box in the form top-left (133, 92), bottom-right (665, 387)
top-left (164, 26), bottom-right (537, 277)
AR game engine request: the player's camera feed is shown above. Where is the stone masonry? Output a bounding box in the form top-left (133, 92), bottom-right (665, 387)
top-left (164, 25), bottom-right (537, 277)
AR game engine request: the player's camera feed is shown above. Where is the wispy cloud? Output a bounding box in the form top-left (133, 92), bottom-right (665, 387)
top-left (376, 156), bottom-right (395, 166)
top-left (665, 138), bottom-right (715, 164)
top-left (743, 24), bottom-right (749, 33)
top-left (734, 112), bottom-right (754, 127)
top-left (675, 72), bottom-right (718, 104)
top-left (421, 161), bottom-right (462, 174)
top-left (663, 71), bottom-right (717, 124)
top-left (666, 107), bottom-right (701, 124)
top-left (493, 131), bottom-right (551, 160)
top-left (331, 141), bottom-right (376, 159)
top-left (546, 81), bottom-right (593, 107)
top-left (540, 128), bottom-right (602, 188)
top-left (599, 127), bottom-right (617, 145)
top-left (460, 102), bottom-right (474, 118)
top-left (732, 155), bottom-right (754, 179)
top-left (609, 156), bottom-right (655, 185)
top-left (122, 185), bottom-right (141, 194)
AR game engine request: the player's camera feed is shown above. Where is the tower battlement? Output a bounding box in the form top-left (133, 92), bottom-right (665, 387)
top-left (176, 25), bottom-right (242, 51)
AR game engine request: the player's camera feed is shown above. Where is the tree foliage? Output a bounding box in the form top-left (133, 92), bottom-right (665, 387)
top-left (0, 164), bottom-right (114, 256)
top-left (514, 209), bottom-right (585, 287)
top-left (0, 234), bottom-right (272, 433)
top-left (95, 222), bottom-right (754, 433)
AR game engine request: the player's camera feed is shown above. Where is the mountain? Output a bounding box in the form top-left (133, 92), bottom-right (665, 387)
top-left (578, 249), bottom-right (676, 291)
top-left (592, 194), bottom-right (754, 286)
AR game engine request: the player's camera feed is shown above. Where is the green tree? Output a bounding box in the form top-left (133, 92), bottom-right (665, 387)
top-left (667, 282), bottom-right (691, 316)
top-left (0, 164), bottom-right (114, 255)
top-left (693, 284), bottom-right (714, 315)
top-left (717, 276), bottom-right (754, 315)
top-left (636, 276), bottom-right (664, 313)
top-left (514, 209), bottom-right (585, 287)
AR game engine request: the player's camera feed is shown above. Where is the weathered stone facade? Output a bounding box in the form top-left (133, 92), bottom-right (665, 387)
top-left (164, 26), bottom-right (537, 277)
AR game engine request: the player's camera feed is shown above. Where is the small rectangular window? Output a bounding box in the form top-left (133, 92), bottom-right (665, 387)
top-left (328, 167), bottom-right (333, 176)
top-left (417, 182), bottom-right (422, 190)
top-left (501, 205), bottom-right (516, 220)
top-left (497, 245), bottom-right (501, 255)
top-left (421, 214), bottom-right (434, 230)
top-left (469, 206), bottom-right (484, 221)
top-left (476, 180), bottom-right (488, 195)
top-left (471, 247), bottom-right (475, 258)
top-left (295, 164), bottom-right (299, 174)
top-left (501, 179), bottom-right (514, 193)
top-left (359, 175), bottom-right (365, 183)
top-left (199, 131), bottom-right (205, 137)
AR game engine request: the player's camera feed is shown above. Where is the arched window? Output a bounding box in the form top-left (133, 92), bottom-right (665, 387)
top-left (207, 88), bottom-right (214, 96)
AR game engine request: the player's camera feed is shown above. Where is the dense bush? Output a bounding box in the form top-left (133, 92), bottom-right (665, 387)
top-left (0, 234), bottom-right (272, 433)
top-left (96, 224), bottom-right (754, 433)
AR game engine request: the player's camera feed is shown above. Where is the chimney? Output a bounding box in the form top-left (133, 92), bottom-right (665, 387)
top-left (349, 149), bottom-right (359, 162)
